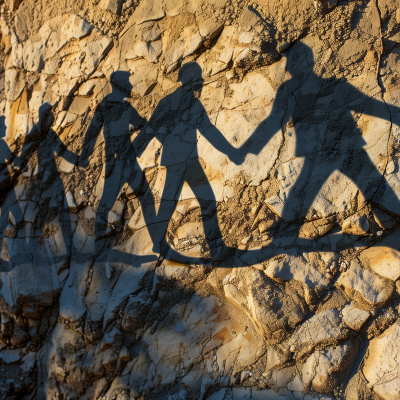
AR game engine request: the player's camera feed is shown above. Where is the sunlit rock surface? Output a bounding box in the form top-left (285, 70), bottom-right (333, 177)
top-left (1, 0), bottom-right (400, 399)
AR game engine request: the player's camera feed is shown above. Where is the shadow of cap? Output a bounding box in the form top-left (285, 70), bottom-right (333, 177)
top-left (178, 62), bottom-right (204, 86)
top-left (110, 71), bottom-right (133, 94)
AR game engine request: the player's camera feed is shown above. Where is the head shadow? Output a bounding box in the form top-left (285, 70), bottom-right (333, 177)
top-left (110, 70), bottom-right (133, 95)
top-left (283, 42), bottom-right (315, 77)
top-left (177, 62), bottom-right (204, 87)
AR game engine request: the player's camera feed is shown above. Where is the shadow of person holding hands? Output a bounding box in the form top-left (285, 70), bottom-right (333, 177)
top-left (131, 62), bottom-right (240, 262)
top-left (78, 71), bottom-right (146, 254)
top-left (235, 41), bottom-right (400, 261)
top-left (0, 102), bottom-right (79, 273)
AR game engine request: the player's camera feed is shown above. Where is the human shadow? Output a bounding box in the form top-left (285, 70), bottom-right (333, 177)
top-left (0, 104), bottom-right (81, 327)
top-left (130, 62), bottom-right (239, 263)
top-left (78, 71), bottom-right (146, 255)
top-left (53, 47), bottom-right (400, 268)
top-left (0, 105), bottom-right (46, 231)
top-left (122, 46), bottom-right (400, 266)
top-left (0, 104), bottom-right (77, 262)
top-left (233, 41), bottom-right (400, 264)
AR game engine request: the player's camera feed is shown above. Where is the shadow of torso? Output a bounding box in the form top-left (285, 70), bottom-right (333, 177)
top-left (284, 76), bottom-right (368, 158)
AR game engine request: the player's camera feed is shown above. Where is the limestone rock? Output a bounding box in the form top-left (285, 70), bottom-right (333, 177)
top-left (288, 309), bottom-right (349, 359)
top-left (264, 255), bottom-right (330, 304)
top-left (100, 327), bottom-right (123, 352)
top-left (359, 229), bottom-right (400, 281)
top-left (98, 0), bottom-right (124, 14)
top-left (65, 191), bottom-right (78, 213)
top-left (302, 340), bottom-right (357, 394)
top-left (363, 322), bottom-right (400, 400)
top-left (341, 302), bottom-right (370, 331)
top-left (373, 208), bottom-right (397, 230)
top-left (2, 0), bottom-right (400, 398)
top-left (128, 0), bottom-right (165, 25)
top-left (342, 214), bottom-right (370, 235)
top-left (224, 268), bottom-right (307, 341)
top-left (336, 260), bottom-right (394, 307)
top-left (163, 24), bottom-right (202, 70)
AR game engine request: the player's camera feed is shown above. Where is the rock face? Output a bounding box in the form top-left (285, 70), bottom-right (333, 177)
top-left (363, 322), bottom-right (400, 400)
top-left (1, 0), bottom-right (400, 399)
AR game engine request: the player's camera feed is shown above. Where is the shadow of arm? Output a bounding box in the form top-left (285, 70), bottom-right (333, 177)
top-left (237, 86), bottom-right (288, 161)
top-left (240, 110), bottom-right (286, 158)
top-left (199, 122), bottom-right (243, 164)
top-left (200, 86), bottom-right (287, 164)
top-left (131, 105), bottom-right (157, 160)
top-left (349, 83), bottom-right (400, 125)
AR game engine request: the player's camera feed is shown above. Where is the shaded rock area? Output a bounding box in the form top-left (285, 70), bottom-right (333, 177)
top-left (1, 0), bottom-right (400, 399)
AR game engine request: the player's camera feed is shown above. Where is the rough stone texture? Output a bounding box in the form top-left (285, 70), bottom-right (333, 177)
top-left (359, 227), bottom-right (400, 281)
top-left (302, 340), bottom-right (357, 395)
top-left (341, 301), bottom-right (370, 331)
top-left (288, 309), bottom-right (349, 359)
top-left (336, 259), bottom-right (394, 307)
top-left (363, 321), bottom-right (400, 400)
top-left (0, 0), bottom-right (400, 399)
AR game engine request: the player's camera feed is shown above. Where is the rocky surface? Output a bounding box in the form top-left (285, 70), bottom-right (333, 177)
top-left (1, 0), bottom-right (400, 399)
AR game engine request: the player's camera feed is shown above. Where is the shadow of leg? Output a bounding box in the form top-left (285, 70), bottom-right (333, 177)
top-left (140, 164), bottom-right (185, 257)
top-left (344, 149), bottom-right (400, 216)
top-left (94, 160), bottom-right (125, 252)
top-left (186, 161), bottom-right (235, 262)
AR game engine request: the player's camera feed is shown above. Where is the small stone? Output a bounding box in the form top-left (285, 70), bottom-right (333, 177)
top-left (1, 313), bottom-right (13, 337)
top-left (10, 325), bottom-right (29, 347)
top-left (386, 160), bottom-right (395, 174)
top-left (0, 349), bottom-right (22, 363)
top-left (98, 0), bottom-right (124, 14)
top-left (240, 370), bottom-right (252, 383)
top-left (226, 70), bottom-right (235, 80)
top-left (358, 231), bottom-right (400, 281)
top-left (303, 340), bottom-right (356, 394)
top-left (342, 302), bottom-right (370, 331)
top-left (342, 214), bottom-right (369, 235)
top-left (373, 208), bottom-right (396, 230)
top-left (336, 260), bottom-right (394, 307)
top-left (265, 256), bottom-right (329, 304)
top-left (278, 42), bottom-right (291, 53)
top-left (107, 211), bottom-right (121, 224)
top-left (289, 309), bottom-right (349, 358)
top-left (22, 164), bottom-right (32, 177)
top-left (22, 304), bottom-right (40, 319)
